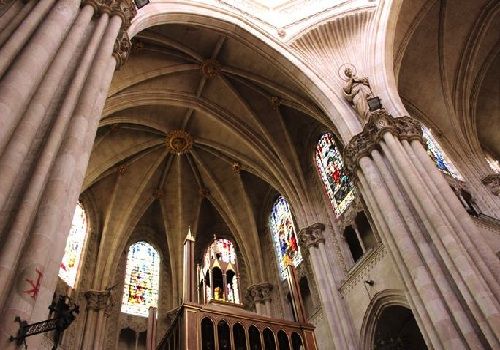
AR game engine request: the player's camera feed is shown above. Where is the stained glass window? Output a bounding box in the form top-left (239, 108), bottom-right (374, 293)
top-left (121, 241), bottom-right (160, 317)
top-left (59, 203), bottom-right (88, 288)
top-left (422, 127), bottom-right (462, 179)
top-left (269, 196), bottom-right (301, 279)
top-left (315, 133), bottom-right (355, 216)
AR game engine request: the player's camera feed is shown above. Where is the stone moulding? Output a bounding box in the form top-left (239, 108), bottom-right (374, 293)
top-left (343, 110), bottom-right (423, 179)
top-left (339, 243), bottom-right (386, 297)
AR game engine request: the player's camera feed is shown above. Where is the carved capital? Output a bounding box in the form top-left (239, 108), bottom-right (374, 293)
top-left (343, 110), bottom-right (423, 177)
top-left (113, 30), bottom-right (131, 69)
top-left (482, 174), bottom-right (500, 196)
top-left (84, 289), bottom-right (111, 311)
top-left (247, 282), bottom-right (273, 303)
top-left (82, 0), bottom-right (137, 31)
top-left (299, 223), bottom-right (325, 249)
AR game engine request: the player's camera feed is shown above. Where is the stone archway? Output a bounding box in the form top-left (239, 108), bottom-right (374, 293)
top-left (360, 289), bottom-right (427, 350)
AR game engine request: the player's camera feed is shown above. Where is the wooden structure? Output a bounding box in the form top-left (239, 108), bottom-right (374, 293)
top-left (157, 301), bottom-right (317, 350)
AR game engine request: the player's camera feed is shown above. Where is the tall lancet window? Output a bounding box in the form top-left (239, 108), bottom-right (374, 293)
top-left (201, 237), bottom-right (240, 304)
top-left (315, 132), bottom-right (355, 216)
top-left (121, 241), bottom-right (160, 317)
top-left (59, 202), bottom-right (88, 288)
top-left (422, 126), bottom-right (462, 180)
top-left (270, 196), bottom-right (302, 279)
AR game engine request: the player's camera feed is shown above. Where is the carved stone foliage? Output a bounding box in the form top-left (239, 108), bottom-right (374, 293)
top-left (299, 223), bottom-right (325, 249)
top-left (246, 282), bottom-right (273, 303)
top-left (81, 0), bottom-right (136, 30)
top-left (343, 110), bottom-right (423, 177)
top-left (84, 289), bottom-right (112, 311)
top-left (482, 174), bottom-right (500, 196)
top-left (113, 30), bottom-right (132, 69)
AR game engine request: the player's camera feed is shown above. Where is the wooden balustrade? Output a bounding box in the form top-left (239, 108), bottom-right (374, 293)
top-left (157, 302), bottom-right (316, 350)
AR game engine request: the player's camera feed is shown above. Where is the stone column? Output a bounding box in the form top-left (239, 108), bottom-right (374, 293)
top-left (0, 1), bottom-right (136, 348)
top-left (81, 289), bottom-right (112, 350)
top-left (299, 223), bottom-right (358, 350)
top-left (285, 265), bottom-right (306, 323)
top-left (344, 110), bottom-right (500, 349)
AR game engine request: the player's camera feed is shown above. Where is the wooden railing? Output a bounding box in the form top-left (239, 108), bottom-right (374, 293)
top-left (157, 301), bottom-right (316, 350)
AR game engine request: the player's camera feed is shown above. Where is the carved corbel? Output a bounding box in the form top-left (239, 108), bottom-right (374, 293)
top-left (84, 290), bottom-right (111, 311)
top-left (113, 30), bottom-right (132, 69)
top-left (343, 110), bottom-right (423, 179)
top-left (299, 223), bottom-right (326, 250)
top-left (482, 174), bottom-right (500, 196)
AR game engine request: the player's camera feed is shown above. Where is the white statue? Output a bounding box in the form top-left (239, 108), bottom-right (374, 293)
top-left (343, 67), bottom-right (375, 124)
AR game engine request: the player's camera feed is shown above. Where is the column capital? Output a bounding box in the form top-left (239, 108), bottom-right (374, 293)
top-left (84, 289), bottom-right (112, 311)
top-left (482, 174), bottom-right (500, 196)
top-left (299, 223), bottom-right (326, 249)
top-left (81, 0), bottom-right (137, 30)
top-left (247, 282), bottom-right (273, 303)
top-left (343, 110), bottom-right (423, 177)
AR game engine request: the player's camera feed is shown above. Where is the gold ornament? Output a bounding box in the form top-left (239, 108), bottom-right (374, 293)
top-left (165, 130), bottom-right (193, 154)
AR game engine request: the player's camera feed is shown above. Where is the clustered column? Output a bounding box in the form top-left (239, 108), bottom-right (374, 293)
top-left (298, 223), bottom-right (358, 350)
top-left (247, 283), bottom-right (273, 317)
top-left (81, 289), bottom-right (113, 350)
top-left (0, 0), bottom-right (136, 348)
top-left (343, 110), bottom-right (500, 349)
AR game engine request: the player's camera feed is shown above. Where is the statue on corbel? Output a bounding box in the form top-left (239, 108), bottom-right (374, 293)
top-left (340, 64), bottom-right (382, 125)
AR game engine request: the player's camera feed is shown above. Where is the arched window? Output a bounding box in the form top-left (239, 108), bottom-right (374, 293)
top-left (121, 241), bottom-right (160, 317)
top-left (59, 202), bottom-right (88, 288)
top-left (315, 132), bottom-right (355, 216)
top-left (422, 127), bottom-right (462, 180)
top-left (269, 196), bottom-right (301, 279)
top-left (201, 237), bottom-right (240, 304)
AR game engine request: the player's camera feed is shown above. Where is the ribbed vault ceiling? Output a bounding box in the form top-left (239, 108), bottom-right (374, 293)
top-left (395, 0), bottom-right (500, 158)
top-left (84, 23), bottom-right (331, 290)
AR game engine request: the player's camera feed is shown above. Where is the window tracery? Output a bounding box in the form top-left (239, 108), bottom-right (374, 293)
top-left (315, 132), bottom-right (355, 216)
top-left (269, 196), bottom-right (301, 279)
top-left (121, 241), bottom-right (160, 317)
top-left (59, 202), bottom-right (88, 288)
top-left (422, 127), bottom-right (462, 180)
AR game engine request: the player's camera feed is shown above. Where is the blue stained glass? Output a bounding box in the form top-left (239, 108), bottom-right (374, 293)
top-left (121, 241), bottom-right (160, 317)
top-left (59, 203), bottom-right (88, 288)
top-left (315, 133), bottom-right (355, 216)
top-left (269, 196), bottom-right (302, 279)
top-left (422, 127), bottom-right (462, 180)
